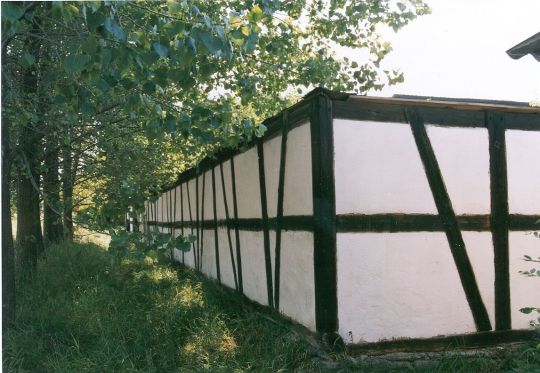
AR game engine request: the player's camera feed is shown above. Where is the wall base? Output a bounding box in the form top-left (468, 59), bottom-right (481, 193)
top-left (347, 329), bottom-right (538, 356)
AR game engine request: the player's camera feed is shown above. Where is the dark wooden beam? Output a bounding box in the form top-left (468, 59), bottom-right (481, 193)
top-left (488, 111), bottom-right (511, 331)
top-left (311, 93), bottom-right (338, 335)
top-left (211, 168), bottom-right (221, 283)
top-left (230, 157), bottom-right (243, 293)
top-left (257, 141), bottom-right (274, 308)
top-left (337, 214), bottom-right (490, 232)
top-left (347, 329), bottom-right (536, 355)
top-left (274, 111), bottom-right (289, 310)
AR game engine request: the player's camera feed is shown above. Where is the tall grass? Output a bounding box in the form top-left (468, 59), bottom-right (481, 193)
top-left (3, 242), bottom-right (319, 372)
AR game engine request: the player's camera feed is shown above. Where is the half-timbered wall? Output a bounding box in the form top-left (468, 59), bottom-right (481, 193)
top-left (144, 115), bottom-right (317, 331)
top-left (138, 89), bottom-right (540, 351)
top-left (332, 97), bottom-right (540, 347)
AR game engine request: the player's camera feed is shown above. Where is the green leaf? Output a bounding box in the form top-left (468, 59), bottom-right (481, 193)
top-left (86, 9), bottom-right (106, 29)
top-left (21, 53), bottom-right (35, 67)
top-left (104, 17), bottom-right (126, 41)
top-left (63, 54), bottom-right (90, 74)
top-left (243, 32), bottom-right (258, 53)
top-left (1, 3), bottom-right (23, 22)
top-left (142, 81), bottom-right (156, 95)
top-left (152, 42), bottom-right (168, 58)
top-left (144, 119), bottom-right (161, 140)
top-left (82, 36), bottom-right (98, 54)
top-left (165, 116), bottom-right (176, 134)
top-left (247, 4), bottom-right (264, 23)
top-left (198, 30), bottom-right (223, 56)
top-left (520, 307), bottom-right (537, 315)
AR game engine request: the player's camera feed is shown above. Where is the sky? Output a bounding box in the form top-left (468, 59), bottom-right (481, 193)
top-left (367, 0), bottom-right (540, 103)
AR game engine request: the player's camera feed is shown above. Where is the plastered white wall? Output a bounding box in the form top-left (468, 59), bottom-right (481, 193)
top-left (283, 122), bottom-right (313, 216)
top-left (234, 148), bottom-right (262, 218)
top-left (199, 229), bottom-right (217, 280)
top-left (186, 178), bottom-right (197, 227)
top-left (239, 230), bottom-right (275, 306)
top-left (463, 232), bottom-right (496, 326)
top-left (507, 130), bottom-right (540, 214)
top-left (277, 230), bottom-right (316, 331)
top-left (172, 185), bottom-right (181, 221)
top-left (427, 126), bottom-right (490, 214)
top-left (337, 232), bottom-right (477, 344)
top-left (202, 170), bottom-right (213, 220)
top-left (333, 119), bottom-right (437, 214)
top-left (263, 134), bottom-right (283, 218)
top-left (214, 162), bottom-right (235, 220)
top-left (217, 227), bottom-right (238, 289)
top-left (509, 232), bottom-right (540, 329)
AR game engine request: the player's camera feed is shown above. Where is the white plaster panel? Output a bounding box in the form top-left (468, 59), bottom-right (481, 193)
top-left (463, 232), bottom-right (495, 326)
top-left (333, 119), bottom-right (437, 214)
top-left (202, 170), bottom-right (214, 220)
top-left (283, 122), bottom-right (313, 216)
top-left (163, 191), bottom-right (170, 223)
top-left (178, 183), bottom-right (188, 235)
top-left (277, 231), bottom-right (316, 331)
top-left (234, 148), bottom-right (262, 218)
top-left (263, 134), bottom-right (283, 218)
top-left (217, 227), bottom-right (238, 290)
top-left (200, 229), bottom-right (217, 280)
top-left (337, 232), bottom-right (475, 344)
top-left (154, 198), bottom-right (159, 222)
top-left (157, 196), bottom-right (163, 223)
top-left (239, 230), bottom-right (275, 306)
top-left (170, 186), bottom-right (179, 222)
top-left (507, 130), bottom-right (540, 214)
top-left (162, 193), bottom-right (167, 222)
top-left (214, 165), bottom-right (226, 220)
top-left (509, 232), bottom-right (540, 329)
top-left (157, 195), bottom-right (162, 223)
top-left (184, 244), bottom-right (195, 268)
top-left (186, 178), bottom-right (197, 226)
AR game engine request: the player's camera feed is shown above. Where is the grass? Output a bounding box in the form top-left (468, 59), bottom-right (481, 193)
top-left (3, 240), bottom-right (540, 372)
top-left (3, 241), bottom-right (321, 372)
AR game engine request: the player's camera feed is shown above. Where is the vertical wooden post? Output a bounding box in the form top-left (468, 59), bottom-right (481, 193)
top-left (488, 111), bottom-right (511, 330)
top-left (310, 92), bottom-right (338, 336)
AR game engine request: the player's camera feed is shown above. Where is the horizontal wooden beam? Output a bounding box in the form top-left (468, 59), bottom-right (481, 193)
top-left (337, 214), bottom-right (490, 232)
top-left (146, 214), bottom-right (539, 233)
top-left (346, 329), bottom-right (537, 355)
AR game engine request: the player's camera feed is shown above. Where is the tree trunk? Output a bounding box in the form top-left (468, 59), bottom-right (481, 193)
top-left (43, 134), bottom-right (63, 244)
top-left (17, 21), bottom-right (44, 274)
top-left (62, 142), bottom-right (75, 241)
top-left (2, 101), bottom-right (16, 330)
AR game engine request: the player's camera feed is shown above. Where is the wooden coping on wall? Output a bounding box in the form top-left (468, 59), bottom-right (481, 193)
top-left (345, 94), bottom-right (540, 113)
top-left (333, 94), bottom-right (540, 131)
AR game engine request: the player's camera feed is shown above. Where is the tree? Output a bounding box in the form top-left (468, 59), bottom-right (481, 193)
top-left (1, 0), bottom-right (428, 320)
